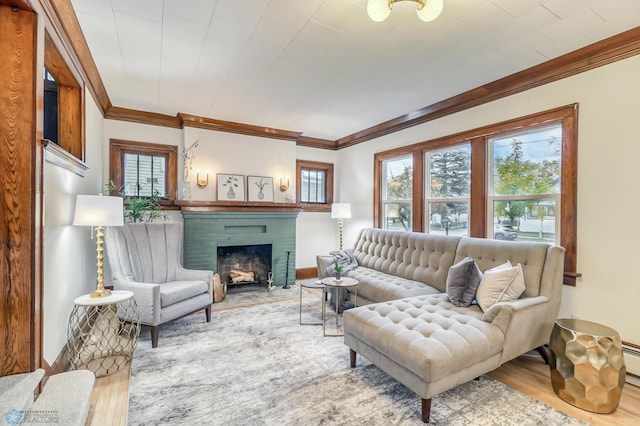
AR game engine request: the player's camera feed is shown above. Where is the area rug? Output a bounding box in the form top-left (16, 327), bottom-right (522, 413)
top-left (128, 289), bottom-right (586, 426)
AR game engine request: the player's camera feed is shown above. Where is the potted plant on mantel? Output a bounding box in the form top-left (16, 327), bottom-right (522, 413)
top-left (107, 180), bottom-right (167, 223)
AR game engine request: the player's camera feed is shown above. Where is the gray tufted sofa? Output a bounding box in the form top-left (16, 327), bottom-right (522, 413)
top-left (317, 228), bottom-right (565, 423)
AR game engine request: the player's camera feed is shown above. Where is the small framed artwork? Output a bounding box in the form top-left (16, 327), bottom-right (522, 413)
top-left (247, 176), bottom-right (274, 202)
top-left (217, 174), bottom-right (245, 201)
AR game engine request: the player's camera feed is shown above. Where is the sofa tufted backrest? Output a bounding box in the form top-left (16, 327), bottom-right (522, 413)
top-left (106, 222), bottom-right (183, 284)
top-left (352, 228), bottom-right (461, 293)
top-left (454, 237), bottom-right (565, 299)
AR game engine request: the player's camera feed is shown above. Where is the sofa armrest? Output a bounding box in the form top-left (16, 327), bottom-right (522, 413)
top-left (482, 295), bottom-right (555, 364)
top-left (316, 255), bottom-right (334, 279)
top-left (112, 279), bottom-right (161, 325)
top-left (482, 296), bottom-right (549, 327)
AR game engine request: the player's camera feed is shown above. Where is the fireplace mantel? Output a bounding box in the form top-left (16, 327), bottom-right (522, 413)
top-left (176, 200), bottom-right (302, 213)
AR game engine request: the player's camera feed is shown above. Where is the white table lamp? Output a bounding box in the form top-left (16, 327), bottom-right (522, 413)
top-left (331, 203), bottom-right (351, 251)
top-left (73, 194), bottom-right (124, 297)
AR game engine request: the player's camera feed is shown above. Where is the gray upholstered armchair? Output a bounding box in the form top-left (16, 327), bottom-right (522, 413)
top-left (105, 222), bottom-right (213, 348)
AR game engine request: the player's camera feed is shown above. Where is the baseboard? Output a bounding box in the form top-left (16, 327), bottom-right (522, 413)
top-left (296, 267), bottom-right (317, 279)
top-left (45, 343), bottom-right (71, 377)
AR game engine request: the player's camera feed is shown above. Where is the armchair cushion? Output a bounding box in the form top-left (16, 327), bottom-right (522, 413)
top-left (160, 280), bottom-right (210, 307)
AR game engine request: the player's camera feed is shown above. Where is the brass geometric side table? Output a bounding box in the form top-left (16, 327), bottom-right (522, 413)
top-left (549, 318), bottom-right (626, 413)
top-left (67, 290), bottom-right (141, 377)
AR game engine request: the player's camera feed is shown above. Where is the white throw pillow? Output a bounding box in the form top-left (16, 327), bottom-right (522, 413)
top-left (476, 261), bottom-right (526, 312)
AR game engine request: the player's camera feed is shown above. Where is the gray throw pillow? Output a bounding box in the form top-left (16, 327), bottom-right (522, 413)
top-left (446, 256), bottom-right (482, 307)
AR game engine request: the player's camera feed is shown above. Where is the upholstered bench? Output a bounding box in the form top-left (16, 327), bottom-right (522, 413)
top-left (345, 294), bottom-right (506, 422)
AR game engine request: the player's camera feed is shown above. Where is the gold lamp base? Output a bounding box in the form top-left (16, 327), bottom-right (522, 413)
top-left (90, 288), bottom-right (112, 298)
top-left (90, 225), bottom-right (112, 298)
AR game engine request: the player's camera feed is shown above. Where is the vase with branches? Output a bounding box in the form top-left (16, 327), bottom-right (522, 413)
top-left (182, 138), bottom-right (200, 200)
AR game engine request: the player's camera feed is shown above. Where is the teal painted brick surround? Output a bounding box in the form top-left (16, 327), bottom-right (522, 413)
top-left (182, 211), bottom-right (298, 287)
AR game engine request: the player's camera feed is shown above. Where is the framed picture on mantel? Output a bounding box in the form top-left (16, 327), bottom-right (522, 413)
top-left (217, 174), bottom-right (245, 201)
top-left (247, 176), bottom-right (274, 202)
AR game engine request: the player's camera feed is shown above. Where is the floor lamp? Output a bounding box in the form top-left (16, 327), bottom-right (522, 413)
top-left (331, 203), bottom-right (351, 251)
top-left (73, 194), bottom-right (124, 297)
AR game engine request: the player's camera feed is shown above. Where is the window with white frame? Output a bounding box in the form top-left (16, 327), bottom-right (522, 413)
top-left (425, 144), bottom-right (471, 236)
top-left (381, 155), bottom-right (413, 231)
top-left (488, 124), bottom-right (562, 243)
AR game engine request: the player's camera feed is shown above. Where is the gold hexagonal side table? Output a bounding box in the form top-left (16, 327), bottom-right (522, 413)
top-left (549, 318), bottom-right (626, 413)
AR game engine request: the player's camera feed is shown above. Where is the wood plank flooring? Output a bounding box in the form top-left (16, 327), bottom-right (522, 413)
top-left (86, 351), bottom-right (640, 425)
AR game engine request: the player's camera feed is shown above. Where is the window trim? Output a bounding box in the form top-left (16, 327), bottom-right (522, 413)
top-left (296, 160), bottom-right (334, 212)
top-left (374, 104), bottom-right (579, 285)
top-left (43, 32), bottom-right (86, 172)
top-left (109, 139), bottom-right (178, 203)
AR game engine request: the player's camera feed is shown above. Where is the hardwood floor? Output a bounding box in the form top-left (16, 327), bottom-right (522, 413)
top-left (87, 351), bottom-right (640, 425)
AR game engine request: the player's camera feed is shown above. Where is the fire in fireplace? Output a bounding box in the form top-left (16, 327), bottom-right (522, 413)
top-left (217, 244), bottom-right (272, 286)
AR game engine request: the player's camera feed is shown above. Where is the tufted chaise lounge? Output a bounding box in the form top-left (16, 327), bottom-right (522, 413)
top-left (318, 228), bottom-right (565, 423)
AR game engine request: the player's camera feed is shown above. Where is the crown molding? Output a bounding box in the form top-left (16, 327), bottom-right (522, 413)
top-left (336, 26), bottom-right (640, 148)
top-left (177, 113), bottom-right (302, 142)
top-left (295, 135), bottom-right (337, 150)
top-left (105, 106), bottom-right (181, 128)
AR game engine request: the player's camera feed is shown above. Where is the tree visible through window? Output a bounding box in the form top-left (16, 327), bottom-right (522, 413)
top-left (426, 145), bottom-right (470, 236)
top-left (382, 155), bottom-right (413, 231)
top-left (490, 125), bottom-right (561, 243)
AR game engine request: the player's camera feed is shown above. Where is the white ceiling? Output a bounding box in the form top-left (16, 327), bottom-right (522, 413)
top-left (70, 0), bottom-right (640, 140)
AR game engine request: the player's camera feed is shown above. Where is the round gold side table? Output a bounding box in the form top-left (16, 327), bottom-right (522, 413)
top-left (549, 318), bottom-right (626, 413)
top-left (67, 290), bottom-right (141, 377)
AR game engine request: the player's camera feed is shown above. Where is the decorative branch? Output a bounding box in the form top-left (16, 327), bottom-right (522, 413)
top-left (183, 138), bottom-right (201, 180)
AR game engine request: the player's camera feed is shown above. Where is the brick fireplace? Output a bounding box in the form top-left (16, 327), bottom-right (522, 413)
top-left (181, 208), bottom-right (298, 287)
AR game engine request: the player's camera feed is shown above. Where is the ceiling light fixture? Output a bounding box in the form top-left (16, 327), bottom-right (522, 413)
top-left (367, 0), bottom-right (443, 22)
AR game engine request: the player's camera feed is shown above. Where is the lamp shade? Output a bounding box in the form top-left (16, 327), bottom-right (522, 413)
top-left (416, 0), bottom-right (443, 22)
top-left (73, 195), bottom-right (124, 227)
top-left (331, 203), bottom-right (352, 219)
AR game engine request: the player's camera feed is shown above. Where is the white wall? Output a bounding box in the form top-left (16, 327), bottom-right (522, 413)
top-left (295, 146), bottom-right (339, 267)
top-left (42, 89), bottom-right (105, 365)
top-left (182, 127), bottom-right (297, 203)
top-left (337, 55), bottom-right (640, 348)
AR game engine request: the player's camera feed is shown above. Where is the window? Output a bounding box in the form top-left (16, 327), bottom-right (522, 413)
top-left (296, 160), bottom-right (333, 211)
top-left (381, 155), bottom-right (413, 231)
top-left (374, 104), bottom-right (578, 284)
top-left (43, 33), bottom-right (84, 164)
top-left (110, 139), bottom-right (177, 202)
top-left (43, 69), bottom-right (58, 143)
top-left (425, 145), bottom-right (470, 236)
top-left (488, 125), bottom-right (561, 243)
top-left (123, 152), bottom-right (167, 197)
